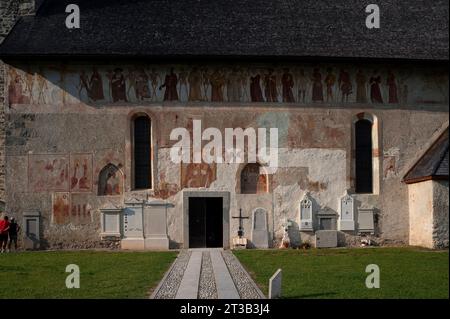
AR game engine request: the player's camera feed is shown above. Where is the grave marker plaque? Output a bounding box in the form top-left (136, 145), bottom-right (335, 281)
top-left (251, 208), bottom-right (269, 248)
top-left (23, 211), bottom-right (41, 250)
top-left (121, 200), bottom-right (145, 249)
top-left (299, 193), bottom-right (314, 231)
top-left (339, 191), bottom-right (355, 231)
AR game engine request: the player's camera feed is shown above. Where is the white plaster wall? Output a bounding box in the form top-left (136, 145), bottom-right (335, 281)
top-left (432, 180), bottom-right (449, 248)
top-left (157, 147), bottom-right (347, 248)
top-left (408, 181), bottom-right (434, 248)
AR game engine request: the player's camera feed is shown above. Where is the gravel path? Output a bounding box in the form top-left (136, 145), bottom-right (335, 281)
top-left (153, 250), bottom-right (191, 299)
top-left (222, 250), bottom-right (265, 299)
top-left (198, 251), bottom-right (218, 299)
top-left (152, 249), bottom-right (264, 299)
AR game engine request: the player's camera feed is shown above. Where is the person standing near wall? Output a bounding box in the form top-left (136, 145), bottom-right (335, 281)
top-left (8, 217), bottom-right (20, 252)
top-left (0, 215), bottom-right (10, 253)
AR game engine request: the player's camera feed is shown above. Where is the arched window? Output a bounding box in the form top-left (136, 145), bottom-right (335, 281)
top-left (355, 119), bottom-right (373, 193)
top-left (240, 163), bottom-right (268, 194)
top-left (133, 115), bottom-right (151, 189)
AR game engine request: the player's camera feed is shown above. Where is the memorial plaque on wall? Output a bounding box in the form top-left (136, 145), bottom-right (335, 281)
top-left (123, 206), bottom-right (144, 238)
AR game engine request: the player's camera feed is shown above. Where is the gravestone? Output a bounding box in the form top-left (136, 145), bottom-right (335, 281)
top-left (100, 203), bottom-right (122, 239)
top-left (251, 208), bottom-right (269, 248)
top-left (315, 230), bottom-right (338, 248)
top-left (299, 193), bottom-right (314, 231)
top-left (339, 191), bottom-right (355, 231)
top-left (269, 269), bottom-right (282, 299)
top-left (143, 200), bottom-right (170, 250)
top-left (23, 211), bottom-right (41, 250)
top-left (358, 208), bottom-right (375, 234)
top-left (121, 199), bottom-right (145, 249)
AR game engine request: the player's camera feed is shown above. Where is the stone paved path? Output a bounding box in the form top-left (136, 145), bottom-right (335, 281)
top-left (151, 248), bottom-right (265, 299)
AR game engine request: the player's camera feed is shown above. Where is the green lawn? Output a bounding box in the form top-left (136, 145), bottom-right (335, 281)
top-left (234, 247), bottom-right (449, 299)
top-left (0, 250), bottom-right (177, 299)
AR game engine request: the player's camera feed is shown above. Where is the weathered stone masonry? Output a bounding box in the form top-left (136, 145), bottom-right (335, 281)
top-left (0, 0), bottom-right (35, 202)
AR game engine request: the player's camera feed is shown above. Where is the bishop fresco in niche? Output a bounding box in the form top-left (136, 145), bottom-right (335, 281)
top-left (98, 164), bottom-right (123, 196)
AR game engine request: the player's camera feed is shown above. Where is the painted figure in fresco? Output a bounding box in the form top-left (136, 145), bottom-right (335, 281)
top-left (78, 70), bottom-right (91, 102)
top-left (135, 69), bottom-right (151, 100)
top-left (264, 69), bottom-right (278, 102)
top-left (109, 68), bottom-right (128, 102)
top-left (160, 68), bottom-right (179, 101)
top-left (71, 161), bottom-right (80, 189)
top-left (78, 159), bottom-right (90, 190)
top-left (400, 82), bottom-right (408, 104)
top-left (355, 69), bottom-right (367, 103)
top-left (24, 70), bottom-right (35, 104)
top-left (338, 69), bottom-right (352, 102)
top-left (227, 68), bottom-right (241, 102)
top-left (250, 74), bottom-right (264, 102)
top-left (311, 68), bottom-right (324, 102)
top-left (324, 67), bottom-right (336, 102)
top-left (188, 67), bottom-right (203, 101)
top-left (296, 69), bottom-right (308, 103)
top-left (370, 70), bottom-right (383, 103)
top-left (178, 67), bottom-right (189, 99)
top-left (238, 68), bottom-right (250, 102)
top-left (126, 68), bottom-right (137, 101)
top-left (104, 170), bottom-right (121, 195)
top-left (8, 69), bottom-right (29, 105)
top-left (185, 163), bottom-right (214, 188)
top-left (53, 194), bottom-right (69, 225)
top-left (89, 67), bottom-right (104, 101)
top-left (201, 68), bottom-right (210, 101)
top-left (36, 70), bottom-right (48, 104)
top-left (281, 68), bottom-right (295, 103)
top-left (210, 69), bottom-right (226, 102)
top-left (386, 70), bottom-right (399, 104)
top-left (149, 68), bottom-right (161, 101)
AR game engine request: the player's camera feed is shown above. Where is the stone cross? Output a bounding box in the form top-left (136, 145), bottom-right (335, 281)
top-left (232, 208), bottom-right (249, 238)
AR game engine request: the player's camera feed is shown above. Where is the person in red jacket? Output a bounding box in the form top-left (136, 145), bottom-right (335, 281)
top-left (0, 215), bottom-right (10, 253)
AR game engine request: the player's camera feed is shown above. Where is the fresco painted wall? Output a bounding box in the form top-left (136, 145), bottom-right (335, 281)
top-left (6, 63), bottom-right (449, 108)
top-left (3, 61), bottom-right (449, 250)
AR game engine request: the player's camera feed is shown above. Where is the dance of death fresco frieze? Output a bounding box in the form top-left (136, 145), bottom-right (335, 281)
top-left (6, 63), bottom-right (449, 108)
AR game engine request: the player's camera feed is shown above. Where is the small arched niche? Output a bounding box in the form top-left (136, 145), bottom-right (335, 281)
top-left (240, 163), bottom-right (269, 194)
top-left (98, 163), bottom-right (124, 196)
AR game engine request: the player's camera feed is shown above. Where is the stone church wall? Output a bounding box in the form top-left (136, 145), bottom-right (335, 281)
top-left (2, 61), bottom-right (449, 249)
top-left (0, 0), bottom-right (35, 203)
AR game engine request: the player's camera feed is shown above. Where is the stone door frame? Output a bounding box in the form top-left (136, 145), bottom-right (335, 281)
top-left (183, 191), bottom-right (230, 249)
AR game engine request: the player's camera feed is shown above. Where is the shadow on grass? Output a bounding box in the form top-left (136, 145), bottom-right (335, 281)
top-left (284, 292), bottom-right (338, 299)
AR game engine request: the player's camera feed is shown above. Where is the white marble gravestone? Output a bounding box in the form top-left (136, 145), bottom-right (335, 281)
top-left (315, 230), bottom-right (338, 248)
top-left (358, 208), bottom-right (375, 234)
top-left (121, 199), bottom-right (145, 250)
top-left (23, 211), bottom-right (41, 250)
top-left (143, 200), bottom-right (170, 250)
top-left (269, 269), bottom-right (282, 299)
top-left (339, 191), bottom-right (355, 231)
top-left (251, 208), bottom-right (269, 248)
top-left (100, 204), bottom-right (122, 239)
top-left (299, 193), bottom-right (314, 231)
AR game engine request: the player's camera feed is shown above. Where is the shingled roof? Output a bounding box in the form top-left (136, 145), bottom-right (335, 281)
top-left (0, 0), bottom-right (448, 60)
top-left (404, 129), bottom-right (449, 184)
